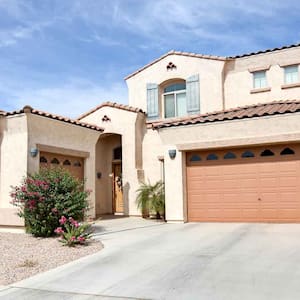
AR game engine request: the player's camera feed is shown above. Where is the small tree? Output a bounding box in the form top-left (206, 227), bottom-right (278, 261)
top-left (136, 181), bottom-right (165, 219)
top-left (11, 167), bottom-right (90, 237)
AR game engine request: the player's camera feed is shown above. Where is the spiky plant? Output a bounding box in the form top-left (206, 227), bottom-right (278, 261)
top-left (136, 180), bottom-right (165, 219)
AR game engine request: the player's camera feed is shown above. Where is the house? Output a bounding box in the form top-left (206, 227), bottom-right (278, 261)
top-left (1, 43), bottom-right (300, 227)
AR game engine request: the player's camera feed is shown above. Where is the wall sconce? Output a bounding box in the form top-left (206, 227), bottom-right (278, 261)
top-left (30, 148), bottom-right (38, 157)
top-left (97, 172), bottom-right (102, 179)
top-left (168, 149), bottom-right (176, 159)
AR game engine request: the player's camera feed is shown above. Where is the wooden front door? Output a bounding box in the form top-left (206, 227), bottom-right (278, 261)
top-left (113, 163), bottom-right (124, 213)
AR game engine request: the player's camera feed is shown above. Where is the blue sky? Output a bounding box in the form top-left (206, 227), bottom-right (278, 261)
top-left (0, 0), bottom-right (300, 118)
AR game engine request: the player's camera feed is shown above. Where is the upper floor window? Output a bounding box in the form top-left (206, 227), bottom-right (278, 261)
top-left (146, 74), bottom-right (200, 120)
top-left (164, 82), bottom-right (187, 118)
top-left (253, 71), bottom-right (267, 89)
top-left (284, 65), bottom-right (299, 84)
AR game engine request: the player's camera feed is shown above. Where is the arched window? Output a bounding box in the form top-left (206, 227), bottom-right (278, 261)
top-left (280, 147), bottom-right (295, 155)
top-left (74, 161), bottom-right (82, 167)
top-left (51, 158), bottom-right (60, 164)
top-left (260, 149), bottom-right (274, 157)
top-left (40, 156), bottom-right (47, 163)
top-left (224, 152), bottom-right (237, 159)
top-left (241, 151), bottom-right (255, 158)
top-left (206, 153), bottom-right (218, 161)
top-left (189, 154), bottom-right (201, 162)
top-left (63, 159), bottom-right (71, 166)
top-left (163, 82), bottom-right (186, 118)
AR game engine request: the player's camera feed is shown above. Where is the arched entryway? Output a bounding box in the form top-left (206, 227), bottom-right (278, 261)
top-left (95, 133), bottom-right (123, 217)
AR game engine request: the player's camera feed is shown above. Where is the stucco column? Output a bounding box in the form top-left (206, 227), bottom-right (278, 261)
top-left (164, 147), bottom-right (185, 222)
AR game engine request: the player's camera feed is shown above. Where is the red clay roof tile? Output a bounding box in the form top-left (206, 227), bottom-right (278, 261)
top-left (148, 100), bottom-right (300, 129)
top-left (2, 106), bottom-right (104, 132)
top-left (77, 101), bottom-right (145, 120)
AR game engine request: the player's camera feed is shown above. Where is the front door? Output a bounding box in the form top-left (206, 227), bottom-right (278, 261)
top-left (113, 163), bottom-right (124, 213)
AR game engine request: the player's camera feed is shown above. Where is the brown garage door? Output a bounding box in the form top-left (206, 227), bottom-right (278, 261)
top-left (39, 152), bottom-right (84, 181)
top-left (186, 144), bottom-right (300, 222)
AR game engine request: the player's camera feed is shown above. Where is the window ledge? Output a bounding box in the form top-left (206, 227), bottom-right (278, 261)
top-left (248, 65), bottom-right (271, 73)
top-left (281, 82), bottom-right (300, 89)
top-left (250, 87), bottom-right (271, 94)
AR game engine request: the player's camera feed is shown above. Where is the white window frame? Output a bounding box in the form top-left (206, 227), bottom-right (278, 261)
top-left (284, 65), bottom-right (299, 84)
top-left (253, 70), bottom-right (267, 89)
top-left (163, 88), bottom-right (186, 118)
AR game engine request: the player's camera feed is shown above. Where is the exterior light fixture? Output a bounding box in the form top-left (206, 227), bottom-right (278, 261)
top-left (30, 148), bottom-right (38, 157)
top-left (168, 149), bottom-right (176, 159)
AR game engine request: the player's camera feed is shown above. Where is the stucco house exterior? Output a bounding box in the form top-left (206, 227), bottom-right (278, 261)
top-left (1, 43), bottom-right (300, 227)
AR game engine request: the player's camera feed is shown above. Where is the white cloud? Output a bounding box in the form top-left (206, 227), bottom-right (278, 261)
top-left (0, 78), bottom-right (128, 119)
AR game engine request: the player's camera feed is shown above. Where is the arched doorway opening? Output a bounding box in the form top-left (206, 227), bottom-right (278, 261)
top-left (95, 133), bottom-right (123, 216)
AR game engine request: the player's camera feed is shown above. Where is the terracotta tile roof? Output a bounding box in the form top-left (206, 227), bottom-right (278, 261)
top-left (148, 100), bottom-right (300, 130)
top-left (124, 50), bottom-right (227, 80)
top-left (77, 101), bottom-right (145, 120)
top-left (125, 43), bottom-right (300, 80)
top-left (229, 43), bottom-right (300, 58)
top-left (1, 105), bottom-right (104, 132)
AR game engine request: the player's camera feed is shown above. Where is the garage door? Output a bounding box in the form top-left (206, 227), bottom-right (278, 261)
top-left (186, 144), bottom-right (300, 222)
top-left (39, 152), bottom-right (84, 181)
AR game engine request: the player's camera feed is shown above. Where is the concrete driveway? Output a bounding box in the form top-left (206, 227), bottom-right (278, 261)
top-left (1, 218), bottom-right (300, 300)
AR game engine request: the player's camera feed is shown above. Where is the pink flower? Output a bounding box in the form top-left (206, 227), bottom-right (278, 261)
top-left (71, 236), bottom-right (76, 241)
top-left (69, 217), bottom-right (79, 227)
top-left (78, 236), bottom-right (85, 243)
top-left (59, 216), bottom-right (67, 225)
top-left (54, 227), bottom-right (64, 234)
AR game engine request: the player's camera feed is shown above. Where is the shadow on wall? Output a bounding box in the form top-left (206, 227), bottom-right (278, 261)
top-left (123, 182), bottom-right (130, 216)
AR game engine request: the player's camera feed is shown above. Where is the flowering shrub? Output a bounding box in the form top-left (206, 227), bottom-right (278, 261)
top-left (11, 167), bottom-right (91, 237)
top-left (54, 216), bottom-right (93, 247)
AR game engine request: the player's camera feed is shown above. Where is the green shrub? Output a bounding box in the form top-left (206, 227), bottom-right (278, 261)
top-left (11, 167), bottom-right (90, 237)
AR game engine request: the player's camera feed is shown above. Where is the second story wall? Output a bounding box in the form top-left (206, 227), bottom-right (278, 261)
top-left (126, 53), bottom-right (226, 120)
top-left (224, 46), bottom-right (300, 109)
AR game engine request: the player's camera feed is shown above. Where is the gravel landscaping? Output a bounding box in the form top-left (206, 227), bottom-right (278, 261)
top-left (0, 232), bottom-right (103, 285)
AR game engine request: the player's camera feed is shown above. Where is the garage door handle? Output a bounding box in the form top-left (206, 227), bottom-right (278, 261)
top-left (258, 198), bottom-right (261, 201)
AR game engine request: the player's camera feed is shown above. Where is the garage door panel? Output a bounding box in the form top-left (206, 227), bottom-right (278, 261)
top-left (187, 144), bottom-right (300, 222)
top-left (40, 152), bottom-right (84, 181)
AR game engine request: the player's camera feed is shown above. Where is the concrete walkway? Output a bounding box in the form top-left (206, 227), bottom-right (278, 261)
top-left (1, 218), bottom-right (300, 299)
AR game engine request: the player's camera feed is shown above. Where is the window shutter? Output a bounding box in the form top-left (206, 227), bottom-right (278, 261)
top-left (146, 83), bottom-right (159, 119)
top-left (186, 74), bottom-right (200, 115)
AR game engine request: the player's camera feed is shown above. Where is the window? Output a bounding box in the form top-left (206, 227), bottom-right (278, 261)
top-left (241, 151), bottom-right (255, 158)
top-left (280, 147), bottom-right (295, 155)
top-left (224, 152), bottom-right (237, 159)
top-left (164, 83), bottom-right (187, 118)
top-left (253, 71), bottom-right (267, 89)
top-left (206, 154), bottom-right (218, 160)
top-left (113, 147), bottom-right (122, 160)
top-left (284, 65), bottom-right (299, 84)
top-left (189, 154), bottom-right (201, 162)
top-left (63, 159), bottom-right (71, 166)
top-left (51, 158), bottom-right (60, 164)
top-left (74, 161), bottom-right (82, 167)
top-left (40, 156), bottom-right (47, 163)
top-left (260, 149), bottom-right (274, 157)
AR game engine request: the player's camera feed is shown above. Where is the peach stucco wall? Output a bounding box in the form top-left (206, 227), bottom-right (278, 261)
top-left (0, 113), bottom-right (101, 226)
top-left (0, 114), bottom-right (28, 226)
top-left (224, 47), bottom-right (300, 109)
top-left (126, 54), bottom-right (226, 115)
top-left (27, 114), bottom-right (100, 218)
top-left (81, 106), bottom-right (146, 216)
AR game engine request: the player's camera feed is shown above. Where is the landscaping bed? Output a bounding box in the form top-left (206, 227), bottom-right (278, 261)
top-left (0, 232), bottom-right (102, 285)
